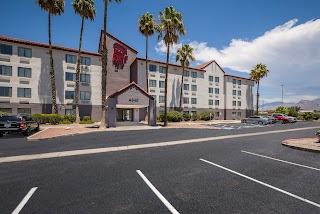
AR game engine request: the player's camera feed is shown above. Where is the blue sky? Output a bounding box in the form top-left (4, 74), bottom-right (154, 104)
top-left (1, 0), bottom-right (320, 104)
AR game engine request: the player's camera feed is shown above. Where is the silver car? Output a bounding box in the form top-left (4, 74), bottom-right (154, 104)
top-left (241, 116), bottom-right (269, 125)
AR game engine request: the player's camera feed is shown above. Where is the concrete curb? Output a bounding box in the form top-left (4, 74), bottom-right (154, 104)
top-left (281, 140), bottom-right (320, 154)
top-left (27, 128), bottom-right (49, 141)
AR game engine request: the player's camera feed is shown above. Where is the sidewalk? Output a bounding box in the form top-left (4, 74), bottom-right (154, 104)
top-left (282, 138), bottom-right (320, 153)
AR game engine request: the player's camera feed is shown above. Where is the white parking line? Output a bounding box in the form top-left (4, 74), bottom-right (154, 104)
top-left (241, 150), bottom-right (320, 172)
top-left (12, 187), bottom-right (38, 214)
top-left (200, 158), bottom-right (320, 208)
top-left (136, 170), bottom-right (179, 214)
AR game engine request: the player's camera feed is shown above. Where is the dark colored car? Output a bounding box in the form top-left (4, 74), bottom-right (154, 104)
top-left (0, 115), bottom-right (40, 137)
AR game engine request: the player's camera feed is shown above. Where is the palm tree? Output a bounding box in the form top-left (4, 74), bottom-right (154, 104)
top-left (176, 44), bottom-right (195, 112)
top-left (35, 0), bottom-right (64, 114)
top-left (138, 12), bottom-right (156, 93)
top-left (250, 63), bottom-right (269, 114)
top-left (156, 6), bottom-right (186, 126)
top-left (73, 0), bottom-right (96, 124)
top-left (100, 0), bottom-right (121, 129)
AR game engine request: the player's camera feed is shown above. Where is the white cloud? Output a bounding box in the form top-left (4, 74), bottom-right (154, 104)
top-left (155, 19), bottom-right (320, 102)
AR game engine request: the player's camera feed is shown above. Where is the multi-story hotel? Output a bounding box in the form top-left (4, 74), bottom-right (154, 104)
top-left (0, 31), bottom-right (254, 122)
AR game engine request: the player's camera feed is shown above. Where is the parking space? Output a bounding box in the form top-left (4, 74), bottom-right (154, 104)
top-left (205, 122), bottom-right (274, 129)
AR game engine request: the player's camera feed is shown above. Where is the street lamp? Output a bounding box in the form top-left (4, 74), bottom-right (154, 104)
top-left (281, 85), bottom-right (284, 107)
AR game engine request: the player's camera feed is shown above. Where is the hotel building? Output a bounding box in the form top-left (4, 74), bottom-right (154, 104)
top-left (0, 31), bottom-right (254, 122)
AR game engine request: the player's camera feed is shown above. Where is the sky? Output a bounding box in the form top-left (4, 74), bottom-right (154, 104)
top-left (1, 0), bottom-right (320, 104)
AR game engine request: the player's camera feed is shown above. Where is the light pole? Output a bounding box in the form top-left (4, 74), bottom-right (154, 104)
top-left (281, 85), bottom-right (284, 107)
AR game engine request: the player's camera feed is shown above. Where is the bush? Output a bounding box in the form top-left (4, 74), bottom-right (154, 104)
top-left (0, 111), bottom-right (9, 116)
top-left (183, 113), bottom-right (191, 121)
top-left (275, 106), bottom-right (289, 115)
top-left (59, 120), bottom-right (72, 124)
top-left (32, 114), bottom-right (63, 125)
top-left (167, 111), bottom-right (183, 122)
top-left (79, 120), bottom-right (94, 124)
top-left (64, 115), bottom-right (76, 123)
top-left (302, 112), bottom-right (315, 121)
top-left (192, 113), bottom-right (200, 121)
top-left (82, 116), bottom-right (91, 121)
top-left (313, 113), bottom-right (320, 120)
top-left (199, 111), bottom-right (214, 121)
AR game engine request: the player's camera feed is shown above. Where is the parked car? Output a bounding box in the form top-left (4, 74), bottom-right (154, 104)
top-left (241, 116), bottom-right (269, 125)
top-left (271, 113), bottom-right (296, 123)
top-left (0, 115), bottom-right (40, 137)
top-left (264, 116), bottom-right (277, 124)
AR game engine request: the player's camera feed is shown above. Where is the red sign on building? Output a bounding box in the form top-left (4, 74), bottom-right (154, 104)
top-left (113, 42), bottom-right (128, 70)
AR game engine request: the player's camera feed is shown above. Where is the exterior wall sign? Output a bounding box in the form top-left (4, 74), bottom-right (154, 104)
top-left (113, 42), bottom-right (128, 70)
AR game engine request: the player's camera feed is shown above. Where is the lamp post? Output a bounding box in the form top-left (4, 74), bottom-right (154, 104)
top-left (281, 85), bottom-right (284, 107)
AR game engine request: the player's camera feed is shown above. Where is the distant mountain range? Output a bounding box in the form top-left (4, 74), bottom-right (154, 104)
top-left (261, 99), bottom-right (320, 111)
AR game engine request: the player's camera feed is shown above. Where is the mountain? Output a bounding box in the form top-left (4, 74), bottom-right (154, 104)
top-left (262, 99), bottom-right (320, 111)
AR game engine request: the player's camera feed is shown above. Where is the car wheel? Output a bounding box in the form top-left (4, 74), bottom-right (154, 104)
top-left (258, 121), bottom-right (263, 125)
top-left (35, 125), bottom-right (40, 132)
top-left (0, 132), bottom-right (3, 137)
top-left (23, 128), bottom-right (31, 136)
top-left (242, 120), bottom-right (247, 123)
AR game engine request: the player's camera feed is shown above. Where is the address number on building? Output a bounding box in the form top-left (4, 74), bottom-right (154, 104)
top-left (129, 98), bottom-right (139, 103)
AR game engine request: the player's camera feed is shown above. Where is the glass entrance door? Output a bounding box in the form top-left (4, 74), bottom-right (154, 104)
top-left (117, 109), bottom-right (133, 121)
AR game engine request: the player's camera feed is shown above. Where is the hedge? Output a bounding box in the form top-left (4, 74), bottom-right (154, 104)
top-left (32, 114), bottom-right (63, 125)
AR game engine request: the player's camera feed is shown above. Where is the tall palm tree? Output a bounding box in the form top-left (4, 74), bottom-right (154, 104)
top-left (138, 12), bottom-right (156, 93)
top-left (73, 0), bottom-right (96, 124)
top-left (176, 44), bottom-right (195, 112)
top-left (156, 6), bottom-right (186, 126)
top-left (250, 63), bottom-right (269, 115)
top-left (100, 0), bottom-right (121, 129)
top-left (35, 0), bottom-right (64, 114)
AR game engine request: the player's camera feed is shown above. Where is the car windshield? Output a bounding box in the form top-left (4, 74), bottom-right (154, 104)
top-left (0, 116), bottom-right (21, 122)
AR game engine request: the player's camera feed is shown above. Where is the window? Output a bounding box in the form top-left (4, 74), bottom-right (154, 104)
top-left (65, 91), bottom-right (75, 99)
top-left (80, 91), bottom-right (91, 100)
top-left (18, 47), bottom-right (32, 58)
top-left (81, 57), bottom-right (91, 66)
top-left (65, 109), bottom-right (75, 115)
top-left (238, 79), bottom-right (242, 85)
top-left (191, 85), bottom-right (197, 92)
top-left (238, 90), bottom-right (241, 96)
top-left (191, 71), bottom-right (197, 78)
top-left (17, 108), bottom-right (31, 114)
top-left (209, 99), bottom-right (213, 105)
top-left (191, 98), bottom-right (197, 104)
top-left (215, 88), bottom-right (219, 94)
top-left (191, 111), bottom-right (197, 115)
top-left (0, 87), bottom-right (12, 97)
top-left (17, 88), bottom-right (31, 98)
top-left (209, 76), bottom-right (213, 82)
top-left (65, 72), bottom-right (76, 81)
top-left (232, 79), bottom-right (236, 84)
top-left (215, 100), bottom-right (220, 106)
top-left (159, 95), bottom-right (165, 103)
top-left (149, 64), bottom-right (157, 72)
top-left (232, 90), bottom-right (236, 95)
top-left (183, 111), bottom-right (189, 115)
top-left (159, 81), bottom-right (165, 88)
top-left (159, 66), bottom-right (166, 73)
top-left (183, 97), bottom-right (189, 104)
top-left (184, 84), bottom-right (189, 91)
top-left (0, 44), bottom-right (12, 55)
top-left (232, 112), bottom-right (237, 119)
top-left (80, 74), bottom-right (90, 83)
top-left (149, 80), bottom-right (156, 87)
top-left (66, 54), bottom-right (77, 64)
top-left (232, 101), bottom-right (236, 106)
top-left (0, 108), bottom-right (12, 114)
top-left (215, 77), bottom-right (219, 83)
top-left (238, 101), bottom-right (242, 107)
top-left (237, 112), bottom-right (241, 118)
top-left (184, 70), bottom-right (189, 77)
top-left (0, 65), bottom-right (12, 76)
top-left (18, 67), bottom-right (31, 78)
top-left (208, 87), bottom-right (213, 94)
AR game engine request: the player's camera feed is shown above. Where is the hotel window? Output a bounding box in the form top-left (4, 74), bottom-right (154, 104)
top-left (183, 97), bottom-right (189, 104)
top-left (149, 64), bottom-right (157, 72)
top-left (149, 79), bottom-right (156, 87)
top-left (0, 108), bottom-right (12, 114)
top-left (209, 75), bottom-right (213, 82)
top-left (18, 67), bottom-right (31, 78)
top-left (215, 88), bottom-right (219, 94)
top-left (0, 44), bottom-right (12, 55)
top-left (65, 109), bottom-right (75, 115)
top-left (80, 91), bottom-right (91, 100)
top-left (209, 99), bottom-right (213, 105)
top-left (232, 112), bottom-right (237, 119)
top-left (191, 98), bottom-right (197, 104)
top-left (232, 79), bottom-right (236, 84)
top-left (238, 101), bottom-right (242, 107)
top-left (191, 111), bottom-right (197, 115)
top-left (159, 95), bottom-right (165, 103)
top-left (232, 90), bottom-right (236, 95)
top-left (159, 66), bottom-right (166, 73)
top-left (17, 88), bottom-right (31, 98)
top-left (0, 87), bottom-right (12, 97)
top-left (215, 77), bottom-right (219, 83)
top-left (238, 90), bottom-right (241, 96)
top-left (208, 87), bottom-right (213, 94)
top-left (191, 85), bottom-right (197, 92)
top-left (66, 54), bottom-right (77, 64)
top-left (184, 70), bottom-right (189, 77)
top-left (17, 108), bottom-right (31, 115)
top-left (65, 91), bottom-right (75, 99)
top-left (18, 47), bottom-right (32, 58)
top-left (215, 100), bottom-right (220, 106)
top-left (81, 57), bottom-right (91, 66)
top-left (159, 80), bottom-right (165, 88)
top-left (238, 79), bottom-right (242, 85)
top-left (65, 72), bottom-right (76, 81)
top-left (237, 112), bottom-right (241, 118)
top-left (80, 74), bottom-right (90, 83)
top-left (232, 101), bottom-right (236, 106)
top-left (184, 84), bottom-right (189, 91)
top-left (191, 71), bottom-right (197, 78)
top-left (0, 65), bottom-right (12, 76)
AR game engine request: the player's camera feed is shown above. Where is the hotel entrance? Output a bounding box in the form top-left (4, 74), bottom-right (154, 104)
top-left (116, 109), bottom-right (133, 121)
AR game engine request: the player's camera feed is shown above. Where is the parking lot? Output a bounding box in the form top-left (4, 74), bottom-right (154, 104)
top-left (205, 121), bottom-right (293, 130)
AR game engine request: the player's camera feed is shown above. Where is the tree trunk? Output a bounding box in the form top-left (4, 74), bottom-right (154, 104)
top-left (100, 1), bottom-right (108, 129)
top-left (256, 81), bottom-right (260, 115)
top-left (48, 13), bottom-right (58, 114)
top-left (145, 36), bottom-right (149, 93)
top-left (179, 64), bottom-right (184, 112)
top-left (164, 44), bottom-right (170, 127)
top-left (75, 16), bottom-right (84, 124)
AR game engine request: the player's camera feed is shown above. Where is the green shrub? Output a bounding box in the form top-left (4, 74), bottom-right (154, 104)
top-left (313, 113), bottom-right (320, 120)
top-left (192, 113), bottom-right (200, 121)
top-left (183, 113), bottom-right (191, 121)
top-left (167, 111), bottom-right (183, 122)
top-left (275, 106), bottom-right (289, 114)
top-left (79, 120), bottom-right (94, 124)
top-left (302, 112), bottom-right (315, 121)
top-left (297, 115), bottom-right (304, 120)
top-left (82, 116), bottom-right (91, 121)
top-left (199, 111), bottom-right (214, 121)
top-left (0, 111), bottom-right (9, 116)
top-left (64, 115), bottom-right (76, 123)
top-left (32, 114), bottom-right (63, 125)
top-left (59, 120), bottom-right (72, 124)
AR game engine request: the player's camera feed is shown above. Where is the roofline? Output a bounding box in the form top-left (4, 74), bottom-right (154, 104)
top-left (136, 57), bottom-right (206, 72)
top-left (0, 35), bottom-right (100, 56)
top-left (196, 60), bottom-right (215, 69)
top-left (224, 74), bottom-right (253, 81)
top-left (108, 81), bottom-right (154, 99)
top-left (98, 30), bottom-right (138, 54)
top-left (197, 60), bottom-right (226, 74)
